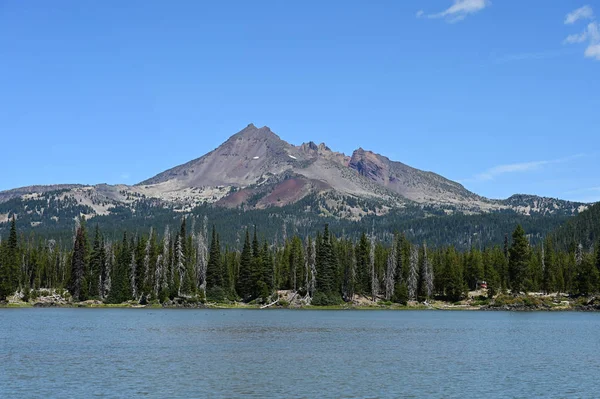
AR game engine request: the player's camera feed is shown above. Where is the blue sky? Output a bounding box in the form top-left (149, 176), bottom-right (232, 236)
top-left (1, 0), bottom-right (599, 202)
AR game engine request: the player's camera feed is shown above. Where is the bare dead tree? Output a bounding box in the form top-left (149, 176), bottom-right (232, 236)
top-left (408, 246), bottom-right (418, 301)
top-left (370, 233), bottom-right (377, 301)
top-left (422, 243), bottom-right (434, 299)
top-left (176, 234), bottom-right (185, 296)
top-left (306, 238), bottom-right (317, 299)
top-left (130, 249), bottom-right (137, 300)
top-left (385, 240), bottom-right (397, 300)
top-left (142, 227), bottom-right (152, 297)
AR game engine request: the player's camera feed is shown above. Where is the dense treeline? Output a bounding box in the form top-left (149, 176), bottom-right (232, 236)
top-left (1, 216), bottom-right (599, 305)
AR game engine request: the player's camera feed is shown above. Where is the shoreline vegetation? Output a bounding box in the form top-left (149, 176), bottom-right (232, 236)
top-left (2, 288), bottom-right (600, 311)
top-left (2, 216), bottom-right (600, 312)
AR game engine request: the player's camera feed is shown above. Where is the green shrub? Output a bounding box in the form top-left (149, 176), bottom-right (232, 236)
top-left (206, 286), bottom-right (227, 302)
top-left (22, 287), bottom-right (31, 302)
top-left (311, 292), bottom-right (342, 306)
top-left (158, 288), bottom-right (169, 304)
top-left (392, 282), bottom-right (409, 305)
top-left (279, 299), bottom-right (290, 307)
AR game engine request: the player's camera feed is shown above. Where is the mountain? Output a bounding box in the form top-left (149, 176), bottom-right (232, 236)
top-left (0, 124), bottom-right (589, 245)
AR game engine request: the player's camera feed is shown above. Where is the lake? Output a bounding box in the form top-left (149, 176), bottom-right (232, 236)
top-left (1, 309), bottom-right (599, 398)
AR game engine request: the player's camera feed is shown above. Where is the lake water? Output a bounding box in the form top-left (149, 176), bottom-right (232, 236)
top-left (1, 309), bottom-right (599, 398)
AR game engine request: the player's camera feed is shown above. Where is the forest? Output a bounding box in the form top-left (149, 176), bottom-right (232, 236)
top-left (1, 212), bottom-right (599, 306)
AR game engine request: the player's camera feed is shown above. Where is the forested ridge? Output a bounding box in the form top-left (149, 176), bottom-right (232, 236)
top-left (0, 190), bottom-right (572, 251)
top-left (1, 213), bottom-right (599, 306)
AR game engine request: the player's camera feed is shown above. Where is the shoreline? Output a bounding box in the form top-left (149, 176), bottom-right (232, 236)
top-left (1, 301), bottom-right (597, 312)
top-left (3, 290), bottom-right (599, 311)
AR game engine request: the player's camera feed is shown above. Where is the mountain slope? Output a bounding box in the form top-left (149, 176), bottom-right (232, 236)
top-left (0, 124), bottom-right (589, 235)
top-left (551, 201), bottom-right (600, 249)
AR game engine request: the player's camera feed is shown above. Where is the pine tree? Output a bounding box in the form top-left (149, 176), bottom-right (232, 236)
top-left (355, 232), bottom-right (370, 295)
top-left (340, 239), bottom-right (356, 302)
top-left (206, 226), bottom-right (223, 289)
top-left (106, 233), bottom-right (131, 304)
top-left (68, 225), bottom-right (87, 301)
top-left (0, 217), bottom-right (19, 299)
top-left (445, 247), bottom-right (466, 301)
top-left (316, 224), bottom-right (336, 295)
top-left (259, 241), bottom-right (273, 297)
top-left (575, 245), bottom-right (598, 296)
top-left (465, 248), bottom-right (484, 290)
top-left (508, 225), bottom-right (529, 294)
top-left (596, 238), bottom-right (600, 274)
top-left (89, 225), bottom-right (105, 298)
top-left (236, 229), bottom-right (253, 300)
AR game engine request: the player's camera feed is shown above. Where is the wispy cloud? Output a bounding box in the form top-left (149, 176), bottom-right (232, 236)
top-left (563, 6), bottom-right (600, 61)
top-left (120, 173), bottom-right (131, 180)
top-left (418, 0), bottom-right (490, 23)
top-left (491, 50), bottom-right (571, 64)
top-left (563, 186), bottom-right (600, 203)
top-left (565, 5), bottom-right (594, 24)
top-left (462, 154), bottom-right (585, 183)
top-left (564, 186), bottom-right (600, 195)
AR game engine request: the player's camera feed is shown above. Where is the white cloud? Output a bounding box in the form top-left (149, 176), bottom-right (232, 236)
top-left (585, 43), bottom-right (600, 59)
top-left (120, 173), bottom-right (131, 180)
top-left (563, 7), bottom-right (600, 60)
top-left (564, 32), bottom-right (588, 44)
top-left (565, 5), bottom-right (594, 24)
top-left (419, 0), bottom-right (490, 23)
top-left (463, 154), bottom-right (584, 183)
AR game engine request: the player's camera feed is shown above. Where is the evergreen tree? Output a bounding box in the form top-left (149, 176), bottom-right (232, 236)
top-left (88, 225), bottom-right (105, 298)
top-left (106, 232), bottom-right (131, 304)
top-left (392, 281), bottom-right (409, 305)
top-left (444, 247), bottom-right (466, 301)
top-left (236, 229), bottom-right (253, 300)
top-left (68, 225), bottom-right (88, 301)
top-left (315, 224), bottom-right (337, 296)
top-left (596, 238), bottom-right (600, 275)
top-left (355, 232), bottom-right (370, 295)
top-left (465, 248), bottom-right (484, 290)
top-left (0, 217), bottom-right (19, 299)
top-left (206, 226), bottom-right (223, 289)
top-left (508, 225), bottom-right (529, 294)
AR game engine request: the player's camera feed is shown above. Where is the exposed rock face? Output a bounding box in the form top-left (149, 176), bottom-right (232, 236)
top-left (140, 124), bottom-right (295, 188)
top-left (348, 148), bottom-right (485, 206)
